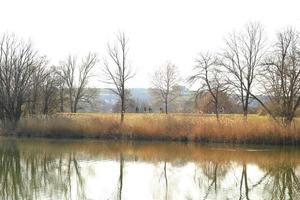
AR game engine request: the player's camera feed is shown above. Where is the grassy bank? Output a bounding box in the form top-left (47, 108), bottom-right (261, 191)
top-left (10, 113), bottom-right (300, 145)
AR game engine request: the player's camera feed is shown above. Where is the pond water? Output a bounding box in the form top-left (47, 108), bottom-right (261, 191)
top-left (0, 138), bottom-right (299, 200)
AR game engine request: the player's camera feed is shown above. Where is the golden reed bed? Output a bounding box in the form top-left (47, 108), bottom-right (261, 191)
top-left (13, 113), bottom-right (300, 145)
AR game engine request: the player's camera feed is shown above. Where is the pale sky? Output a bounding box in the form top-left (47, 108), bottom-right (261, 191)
top-left (1, 0), bottom-right (300, 88)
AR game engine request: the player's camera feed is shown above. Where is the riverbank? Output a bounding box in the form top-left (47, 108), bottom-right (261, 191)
top-left (8, 113), bottom-right (300, 145)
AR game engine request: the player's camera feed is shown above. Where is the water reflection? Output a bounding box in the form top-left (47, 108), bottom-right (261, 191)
top-left (0, 140), bottom-right (86, 200)
top-left (0, 138), bottom-right (299, 200)
top-left (262, 162), bottom-right (300, 199)
top-left (117, 153), bottom-right (124, 200)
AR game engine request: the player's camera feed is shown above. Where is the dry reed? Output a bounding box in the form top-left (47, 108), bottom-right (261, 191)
top-left (13, 113), bottom-right (300, 145)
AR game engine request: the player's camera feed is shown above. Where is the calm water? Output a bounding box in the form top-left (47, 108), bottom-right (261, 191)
top-left (0, 138), bottom-right (299, 200)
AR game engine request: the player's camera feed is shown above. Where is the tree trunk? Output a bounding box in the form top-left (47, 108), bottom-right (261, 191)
top-left (243, 94), bottom-right (249, 120)
top-left (60, 88), bottom-right (64, 112)
top-left (70, 102), bottom-right (73, 113)
top-left (121, 95), bottom-right (125, 123)
top-left (215, 104), bottom-right (219, 121)
top-left (69, 90), bottom-right (74, 113)
top-left (43, 97), bottom-right (49, 115)
top-left (73, 92), bottom-right (80, 113)
top-left (73, 102), bottom-right (77, 113)
top-left (243, 109), bottom-right (248, 122)
top-left (214, 96), bottom-right (219, 120)
top-left (165, 101), bottom-right (168, 114)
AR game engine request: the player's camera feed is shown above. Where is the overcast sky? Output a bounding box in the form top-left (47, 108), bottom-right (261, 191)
top-left (1, 0), bottom-right (300, 88)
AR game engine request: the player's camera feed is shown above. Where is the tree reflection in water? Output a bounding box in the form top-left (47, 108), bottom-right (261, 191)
top-left (0, 140), bottom-right (86, 200)
top-left (262, 163), bottom-right (300, 199)
top-left (0, 139), bottom-right (299, 199)
top-left (163, 161), bottom-right (168, 200)
top-left (117, 153), bottom-right (124, 200)
top-left (196, 161), bottom-right (230, 199)
top-left (239, 164), bottom-right (249, 200)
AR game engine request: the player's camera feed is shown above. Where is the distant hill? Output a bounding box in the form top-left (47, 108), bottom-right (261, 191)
top-left (78, 88), bottom-right (264, 113)
top-left (79, 87), bottom-right (194, 112)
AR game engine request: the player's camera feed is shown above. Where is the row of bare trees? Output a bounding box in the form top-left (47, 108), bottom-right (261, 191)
top-left (189, 22), bottom-right (300, 126)
top-left (1, 24), bottom-right (300, 127)
top-left (0, 32), bottom-right (135, 126)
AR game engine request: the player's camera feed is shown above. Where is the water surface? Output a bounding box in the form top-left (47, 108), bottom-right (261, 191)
top-left (0, 138), bottom-right (299, 200)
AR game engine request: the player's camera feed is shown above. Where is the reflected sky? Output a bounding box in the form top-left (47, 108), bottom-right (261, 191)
top-left (0, 138), bottom-right (299, 200)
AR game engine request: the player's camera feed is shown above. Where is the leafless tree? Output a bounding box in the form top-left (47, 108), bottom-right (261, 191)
top-left (103, 32), bottom-right (134, 122)
top-left (221, 22), bottom-right (265, 119)
top-left (252, 28), bottom-right (300, 125)
top-left (189, 52), bottom-right (228, 120)
top-left (0, 34), bottom-right (45, 125)
top-left (26, 58), bottom-right (48, 114)
top-left (41, 67), bottom-right (60, 115)
top-left (23, 65), bottom-right (60, 116)
top-left (151, 62), bottom-right (181, 114)
top-left (58, 53), bottom-right (97, 113)
top-left (56, 71), bottom-right (66, 112)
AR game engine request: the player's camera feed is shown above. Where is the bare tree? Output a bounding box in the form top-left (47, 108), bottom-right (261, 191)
top-left (56, 71), bottom-right (66, 112)
top-left (0, 34), bottom-right (45, 125)
top-left (252, 28), bottom-right (300, 125)
top-left (221, 22), bottom-right (265, 119)
top-left (189, 52), bottom-right (227, 119)
top-left (27, 61), bottom-right (48, 114)
top-left (103, 32), bottom-right (134, 122)
top-left (58, 53), bottom-right (97, 113)
top-left (150, 62), bottom-right (181, 114)
top-left (41, 67), bottom-right (60, 114)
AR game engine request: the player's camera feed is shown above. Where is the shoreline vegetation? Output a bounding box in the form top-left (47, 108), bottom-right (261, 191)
top-left (5, 113), bottom-right (300, 145)
top-left (1, 26), bottom-right (300, 147)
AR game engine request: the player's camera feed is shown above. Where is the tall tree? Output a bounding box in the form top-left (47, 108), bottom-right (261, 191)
top-left (103, 32), bottom-right (134, 122)
top-left (252, 28), bottom-right (300, 125)
top-left (189, 52), bottom-right (227, 120)
top-left (221, 22), bottom-right (265, 119)
top-left (0, 34), bottom-right (46, 124)
top-left (150, 62), bottom-right (181, 114)
top-left (58, 53), bottom-right (97, 113)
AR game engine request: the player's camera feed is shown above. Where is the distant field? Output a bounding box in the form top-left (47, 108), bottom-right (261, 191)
top-left (59, 112), bottom-right (272, 120)
top-left (14, 113), bottom-right (300, 145)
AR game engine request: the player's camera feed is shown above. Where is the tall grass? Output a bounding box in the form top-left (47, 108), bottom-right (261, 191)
top-left (14, 113), bottom-right (300, 145)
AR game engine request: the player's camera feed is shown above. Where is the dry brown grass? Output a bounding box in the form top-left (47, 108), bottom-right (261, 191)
top-left (14, 113), bottom-right (300, 145)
